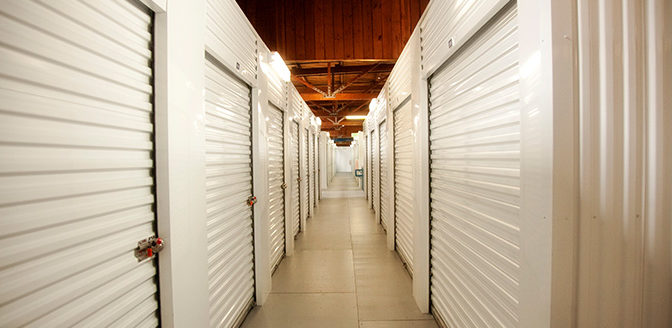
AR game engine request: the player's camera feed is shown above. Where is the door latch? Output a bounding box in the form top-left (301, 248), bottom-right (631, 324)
top-left (281, 183), bottom-right (287, 189)
top-left (247, 196), bottom-right (257, 206)
top-left (135, 236), bottom-right (164, 262)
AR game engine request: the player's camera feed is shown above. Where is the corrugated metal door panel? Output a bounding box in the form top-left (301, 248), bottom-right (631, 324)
top-left (206, 0), bottom-right (257, 84)
top-left (314, 136), bottom-right (319, 201)
top-left (393, 99), bottom-right (414, 274)
top-left (379, 120), bottom-right (390, 232)
top-left (371, 129), bottom-right (379, 213)
top-left (0, 1), bottom-right (158, 327)
top-left (290, 121), bottom-right (301, 237)
top-left (308, 133), bottom-right (313, 209)
top-left (310, 133), bottom-right (316, 207)
top-left (429, 4), bottom-right (520, 328)
top-left (204, 57), bottom-right (255, 328)
top-left (303, 131), bottom-right (310, 219)
top-left (267, 104), bottom-right (285, 272)
top-left (310, 133), bottom-right (316, 209)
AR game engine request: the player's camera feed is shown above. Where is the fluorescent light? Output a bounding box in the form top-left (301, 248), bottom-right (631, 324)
top-left (345, 115), bottom-right (367, 120)
top-left (270, 52), bottom-right (290, 82)
top-left (369, 98), bottom-right (378, 111)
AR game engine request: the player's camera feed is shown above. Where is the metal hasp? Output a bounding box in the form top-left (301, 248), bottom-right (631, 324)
top-left (247, 195), bottom-right (257, 206)
top-left (135, 236), bottom-right (164, 262)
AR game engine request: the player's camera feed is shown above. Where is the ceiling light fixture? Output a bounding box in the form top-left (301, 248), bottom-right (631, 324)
top-left (345, 115), bottom-right (367, 120)
top-left (369, 98), bottom-right (378, 111)
top-left (270, 52), bottom-right (290, 82)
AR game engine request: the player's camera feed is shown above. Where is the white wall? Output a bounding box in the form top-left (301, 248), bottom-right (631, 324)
top-left (334, 147), bottom-right (354, 172)
top-left (153, 1), bottom-right (211, 326)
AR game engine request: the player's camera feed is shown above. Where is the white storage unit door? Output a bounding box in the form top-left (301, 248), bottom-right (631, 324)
top-left (371, 129), bottom-right (379, 212)
top-left (303, 131), bottom-right (310, 219)
top-left (309, 133), bottom-right (315, 209)
top-left (315, 137), bottom-right (320, 201)
top-left (204, 56), bottom-right (255, 328)
top-left (428, 3), bottom-right (520, 328)
top-left (379, 120), bottom-right (390, 232)
top-left (0, 1), bottom-right (159, 327)
top-left (290, 121), bottom-right (301, 237)
top-left (365, 135), bottom-right (370, 200)
top-left (267, 105), bottom-right (285, 272)
top-left (393, 100), bottom-right (414, 274)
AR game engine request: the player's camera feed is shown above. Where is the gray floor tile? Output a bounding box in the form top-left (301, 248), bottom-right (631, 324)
top-left (242, 293), bottom-right (358, 328)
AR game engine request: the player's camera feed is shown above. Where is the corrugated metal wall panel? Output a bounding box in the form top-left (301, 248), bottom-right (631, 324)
top-left (379, 120), bottom-right (390, 232)
top-left (393, 99), bottom-right (414, 274)
top-left (388, 34), bottom-right (415, 110)
top-left (428, 4), bottom-right (520, 327)
top-left (206, 0), bottom-right (257, 84)
top-left (204, 57), bottom-right (255, 328)
top-left (267, 104), bottom-right (285, 272)
top-left (289, 87), bottom-right (303, 120)
top-left (263, 49), bottom-right (286, 109)
top-left (0, 1), bottom-right (159, 326)
top-left (420, 0), bottom-right (509, 77)
top-left (290, 121), bottom-right (301, 237)
top-left (576, 0), bottom-right (672, 326)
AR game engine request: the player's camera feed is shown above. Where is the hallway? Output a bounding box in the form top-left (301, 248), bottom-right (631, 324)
top-left (242, 179), bottom-right (436, 327)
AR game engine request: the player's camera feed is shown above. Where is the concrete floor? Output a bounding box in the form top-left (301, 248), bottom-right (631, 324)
top-left (322, 172), bottom-right (365, 198)
top-left (242, 175), bottom-right (437, 328)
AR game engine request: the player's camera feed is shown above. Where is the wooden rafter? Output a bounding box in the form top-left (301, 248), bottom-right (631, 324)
top-left (293, 76), bottom-right (328, 97)
top-left (301, 93), bottom-right (377, 101)
top-left (332, 63), bottom-right (381, 95)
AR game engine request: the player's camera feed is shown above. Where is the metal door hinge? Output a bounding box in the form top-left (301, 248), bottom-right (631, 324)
top-left (247, 196), bottom-right (257, 206)
top-left (135, 236), bottom-right (164, 262)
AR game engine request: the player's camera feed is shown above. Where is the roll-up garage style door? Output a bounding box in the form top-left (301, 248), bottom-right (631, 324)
top-left (393, 99), bottom-right (414, 274)
top-left (303, 131), bottom-right (310, 219)
top-left (0, 1), bottom-right (159, 326)
top-left (204, 56), bottom-right (255, 328)
top-left (267, 104), bottom-right (285, 273)
top-left (371, 129), bottom-right (379, 213)
top-left (378, 120), bottom-right (390, 232)
top-left (315, 137), bottom-right (320, 201)
top-left (290, 121), bottom-right (301, 237)
top-left (365, 135), bottom-right (370, 200)
top-left (309, 133), bottom-right (315, 209)
top-left (428, 3), bottom-right (520, 327)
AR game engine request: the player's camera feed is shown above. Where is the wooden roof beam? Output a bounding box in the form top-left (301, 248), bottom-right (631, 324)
top-left (301, 93), bottom-right (377, 101)
top-left (291, 63), bottom-right (395, 77)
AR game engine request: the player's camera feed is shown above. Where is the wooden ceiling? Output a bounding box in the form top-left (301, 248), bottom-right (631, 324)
top-left (236, 0), bottom-right (429, 144)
